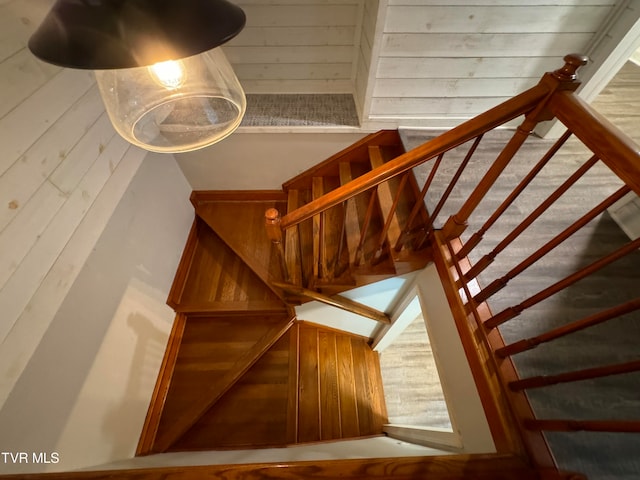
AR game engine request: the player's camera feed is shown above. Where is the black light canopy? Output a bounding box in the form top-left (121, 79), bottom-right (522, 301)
top-left (28, 0), bottom-right (246, 70)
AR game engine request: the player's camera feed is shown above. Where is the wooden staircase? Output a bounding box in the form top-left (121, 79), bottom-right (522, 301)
top-left (136, 132), bottom-right (429, 453)
top-left (9, 55), bottom-right (637, 480)
top-left (265, 129), bottom-right (432, 300)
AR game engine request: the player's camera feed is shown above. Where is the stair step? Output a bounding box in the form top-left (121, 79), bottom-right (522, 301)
top-left (283, 130), bottom-right (404, 190)
top-left (150, 313), bottom-right (295, 452)
top-left (167, 217), bottom-right (286, 313)
top-left (298, 323), bottom-right (387, 442)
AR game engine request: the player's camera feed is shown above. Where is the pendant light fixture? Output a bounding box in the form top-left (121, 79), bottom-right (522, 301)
top-left (29, 0), bottom-right (247, 153)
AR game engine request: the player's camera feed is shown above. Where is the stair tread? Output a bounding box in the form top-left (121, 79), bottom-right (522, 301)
top-left (170, 217), bottom-right (286, 313)
top-left (283, 130), bottom-right (404, 190)
top-left (152, 314), bottom-right (294, 452)
top-left (195, 200), bottom-right (286, 296)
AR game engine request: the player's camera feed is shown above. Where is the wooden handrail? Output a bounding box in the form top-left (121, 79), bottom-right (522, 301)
top-left (273, 281), bottom-right (391, 324)
top-left (279, 83), bottom-right (551, 229)
top-left (549, 90), bottom-right (640, 195)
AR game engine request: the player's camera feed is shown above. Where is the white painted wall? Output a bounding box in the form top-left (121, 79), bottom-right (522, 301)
top-left (84, 436), bottom-right (452, 471)
top-left (0, 154), bottom-right (193, 473)
top-left (0, 0), bottom-right (194, 472)
top-left (632, 44), bottom-right (640, 65)
top-left (0, 0), bottom-right (145, 411)
top-left (175, 131), bottom-right (366, 190)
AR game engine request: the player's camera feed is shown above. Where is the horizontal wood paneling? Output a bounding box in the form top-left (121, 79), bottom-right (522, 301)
top-left (230, 26), bottom-right (356, 46)
top-left (226, 1), bottom-right (363, 93)
top-left (0, 0), bottom-right (47, 62)
top-left (380, 32), bottom-right (593, 57)
top-left (237, 4), bottom-right (361, 26)
top-left (362, 1), bottom-right (614, 127)
top-left (0, 68), bottom-right (95, 176)
top-left (0, 85), bottom-right (103, 233)
top-left (224, 45), bottom-right (354, 64)
top-left (0, 49), bottom-right (58, 118)
top-left (373, 77), bottom-right (538, 98)
top-left (370, 96), bottom-right (510, 116)
top-left (0, 0), bottom-right (142, 412)
top-left (384, 5), bottom-right (611, 33)
top-left (376, 56), bottom-right (561, 79)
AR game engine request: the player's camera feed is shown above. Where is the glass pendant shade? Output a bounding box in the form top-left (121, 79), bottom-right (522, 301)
top-left (96, 48), bottom-right (246, 153)
top-left (28, 0), bottom-right (247, 153)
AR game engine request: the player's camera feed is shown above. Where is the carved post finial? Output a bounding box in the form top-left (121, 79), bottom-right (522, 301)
top-left (553, 53), bottom-right (589, 82)
top-left (265, 208), bottom-right (282, 243)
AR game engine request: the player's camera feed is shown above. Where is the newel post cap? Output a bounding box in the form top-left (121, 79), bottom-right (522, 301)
top-left (553, 54), bottom-right (589, 82)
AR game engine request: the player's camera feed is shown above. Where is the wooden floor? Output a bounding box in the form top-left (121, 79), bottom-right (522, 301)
top-left (157, 318), bottom-right (387, 451)
top-left (379, 313), bottom-right (451, 430)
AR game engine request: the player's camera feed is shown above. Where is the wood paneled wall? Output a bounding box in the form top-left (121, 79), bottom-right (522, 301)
top-left (0, 0), bottom-right (145, 409)
top-left (354, 0), bottom-right (380, 118)
top-left (225, 0), bottom-right (365, 93)
top-left (362, 0), bottom-right (616, 128)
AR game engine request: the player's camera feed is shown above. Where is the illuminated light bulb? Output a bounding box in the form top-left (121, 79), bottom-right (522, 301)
top-left (95, 48), bottom-right (246, 153)
top-left (149, 60), bottom-right (185, 90)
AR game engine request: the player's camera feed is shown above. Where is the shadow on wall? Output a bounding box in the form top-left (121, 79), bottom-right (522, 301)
top-left (102, 312), bottom-right (169, 461)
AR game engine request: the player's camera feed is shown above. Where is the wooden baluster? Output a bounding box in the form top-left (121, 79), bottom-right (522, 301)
top-left (485, 235), bottom-right (640, 329)
top-left (457, 130), bottom-right (573, 260)
top-left (524, 419), bottom-right (640, 433)
top-left (395, 152), bottom-right (444, 252)
top-left (354, 187), bottom-right (378, 266)
top-left (312, 177), bottom-right (324, 280)
top-left (415, 135), bottom-right (483, 250)
top-left (372, 173), bottom-right (409, 264)
top-left (334, 201), bottom-right (348, 277)
top-left (510, 360), bottom-right (640, 391)
top-left (442, 54), bottom-right (588, 240)
top-left (497, 297), bottom-right (640, 358)
top-left (474, 185), bottom-right (631, 304)
top-left (265, 208), bottom-right (289, 282)
top-left (464, 154), bottom-right (600, 282)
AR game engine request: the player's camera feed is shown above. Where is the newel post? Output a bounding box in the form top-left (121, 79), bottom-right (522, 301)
top-left (265, 208), bottom-right (289, 282)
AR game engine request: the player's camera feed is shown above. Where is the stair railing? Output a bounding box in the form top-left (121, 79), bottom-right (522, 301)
top-left (423, 55), bottom-right (640, 473)
top-left (266, 53), bottom-right (640, 475)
